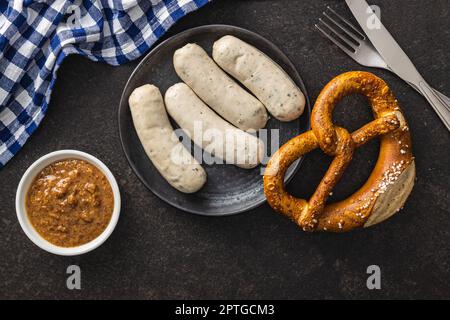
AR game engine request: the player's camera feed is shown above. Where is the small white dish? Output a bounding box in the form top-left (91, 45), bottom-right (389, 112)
top-left (15, 150), bottom-right (121, 256)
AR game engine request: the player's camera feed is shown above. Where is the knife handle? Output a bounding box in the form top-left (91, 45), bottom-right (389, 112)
top-left (418, 81), bottom-right (450, 132)
top-left (433, 89), bottom-right (450, 109)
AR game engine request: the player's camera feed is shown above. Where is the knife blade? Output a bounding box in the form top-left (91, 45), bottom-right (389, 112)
top-left (345, 0), bottom-right (450, 131)
top-left (345, 0), bottom-right (423, 84)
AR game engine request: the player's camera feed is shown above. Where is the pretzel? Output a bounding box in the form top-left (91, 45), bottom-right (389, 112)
top-left (264, 71), bottom-right (415, 232)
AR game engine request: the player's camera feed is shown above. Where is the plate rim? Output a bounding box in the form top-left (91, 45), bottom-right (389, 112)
top-left (117, 24), bottom-right (311, 216)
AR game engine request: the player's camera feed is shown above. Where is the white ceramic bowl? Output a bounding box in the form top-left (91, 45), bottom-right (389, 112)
top-left (16, 150), bottom-right (121, 256)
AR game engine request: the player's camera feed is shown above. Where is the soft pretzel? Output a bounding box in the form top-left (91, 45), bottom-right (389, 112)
top-left (264, 71), bottom-right (415, 232)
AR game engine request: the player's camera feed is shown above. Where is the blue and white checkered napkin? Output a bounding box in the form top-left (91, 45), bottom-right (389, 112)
top-left (0, 0), bottom-right (210, 168)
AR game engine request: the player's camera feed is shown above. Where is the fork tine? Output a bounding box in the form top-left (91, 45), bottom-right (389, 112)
top-left (315, 23), bottom-right (356, 57)
top-left (326, 6), bottom-right (366, 39)
top-left (317, 18), bottom-right (357, 51)
top-left (323, 11), bottom-right (361, 44)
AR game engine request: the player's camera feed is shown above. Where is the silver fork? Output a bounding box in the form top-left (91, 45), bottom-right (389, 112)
top-left (315, 6), bottom-right (450, 107)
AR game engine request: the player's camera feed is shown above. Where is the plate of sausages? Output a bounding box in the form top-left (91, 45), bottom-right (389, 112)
top-left (118, 25), bottom-right (311, 215)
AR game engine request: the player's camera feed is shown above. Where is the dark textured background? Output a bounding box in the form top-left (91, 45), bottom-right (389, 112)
top-left (0, 0), bottom-right (449, 299)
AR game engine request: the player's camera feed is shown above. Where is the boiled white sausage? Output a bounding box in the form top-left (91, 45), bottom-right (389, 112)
top-left (129, 84), bottom-right (206, 193)
top-left (213, 35), bottom-right (305, 121)
top-left (165, 83), bottom-right (264, 169)
top-left (173, 43), bottom-right (268, 131)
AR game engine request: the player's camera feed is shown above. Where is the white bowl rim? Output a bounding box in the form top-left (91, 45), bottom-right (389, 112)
top-left (15, 150), bottom-right (121, 256)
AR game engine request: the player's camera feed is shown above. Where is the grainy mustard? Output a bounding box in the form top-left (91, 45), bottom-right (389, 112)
top-left (26, 159), bottom-right (114, 247)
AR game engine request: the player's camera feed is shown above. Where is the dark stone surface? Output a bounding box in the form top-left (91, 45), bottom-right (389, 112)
top-left (0, 0), bottom-right (449, 299)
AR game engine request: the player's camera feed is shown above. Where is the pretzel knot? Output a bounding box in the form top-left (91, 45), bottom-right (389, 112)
top-left (264, 71), bottom-right (415, 232)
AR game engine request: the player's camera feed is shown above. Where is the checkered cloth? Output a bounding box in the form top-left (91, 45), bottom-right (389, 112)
top-left (0, 0), bottom-right (210, 168)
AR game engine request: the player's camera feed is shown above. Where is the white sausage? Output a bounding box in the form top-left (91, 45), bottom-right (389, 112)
top-left (173, 43), bottom-right (268, 131)
top-left (165, 83), bottom-right (264, 169)
top-left (129, 84), bottom-right (206, 193)
top-left (213, 35), bottom-right (305, 121)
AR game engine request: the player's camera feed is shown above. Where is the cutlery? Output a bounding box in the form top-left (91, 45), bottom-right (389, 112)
top-left (315, 6), bottom-right (450, 107)
top-left (345, 0), bottom-right (450, 131)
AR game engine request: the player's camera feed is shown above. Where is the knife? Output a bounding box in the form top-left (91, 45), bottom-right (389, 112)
top-left (345, 0), bottom-right (450, 131)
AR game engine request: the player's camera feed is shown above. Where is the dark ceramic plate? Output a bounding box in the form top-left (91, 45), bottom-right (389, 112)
top-left (118, 25), bottom-right (311, 216)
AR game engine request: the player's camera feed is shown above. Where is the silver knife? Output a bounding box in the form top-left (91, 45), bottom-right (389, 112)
top-left (346, 0), bottom-right (450, 131)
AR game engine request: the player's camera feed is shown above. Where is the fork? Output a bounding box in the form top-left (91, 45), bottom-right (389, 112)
top-left (315, 6), bottom-right (450, 107)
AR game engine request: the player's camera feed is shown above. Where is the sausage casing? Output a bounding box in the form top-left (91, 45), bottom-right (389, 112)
top-left (173, 43), bottom-right (268, 131)
top-left (129, 84), bottom-right (206, 193)
top-left (165, 83), bottom-right (264, 169)
top-left (213, 35), bottom-right (305, 122)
